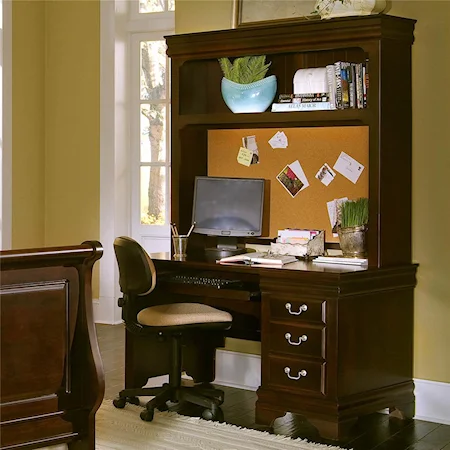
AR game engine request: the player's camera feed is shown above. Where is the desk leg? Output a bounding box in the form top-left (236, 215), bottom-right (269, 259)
top-left (307, 416), bottom-right (358, 441)
top-left (256, 399), bottom-right (358, 441)
top-left (183, 331), bottom-right (225, 383)
top-left (255, 400), bottom-right (286, 427)
top-left (389, 400), bottom-right (415, 420)
top-left (125, 331), bottom-right (170, 389)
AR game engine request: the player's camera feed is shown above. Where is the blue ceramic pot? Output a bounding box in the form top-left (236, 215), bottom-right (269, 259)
top-left (221, 75), bottom-right (277, 113)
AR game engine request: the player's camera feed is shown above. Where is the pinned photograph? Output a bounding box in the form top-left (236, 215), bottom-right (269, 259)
top-left (315, 163), bottom-right (336, 186)
top-left (276, 164), bottom-right (304, 197)
top-left (289, 160), bottom-right (309, 191)
top-left (242, 135), bottom-right (259, 164)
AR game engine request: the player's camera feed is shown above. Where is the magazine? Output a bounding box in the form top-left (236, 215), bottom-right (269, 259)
top-left (217, 252), bottom-right (298, 266)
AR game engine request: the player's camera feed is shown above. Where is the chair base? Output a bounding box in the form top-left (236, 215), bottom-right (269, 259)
top-left (114, 333), bottom-right (225, 422)
top-left (113, 382), bottom-right (225, 422)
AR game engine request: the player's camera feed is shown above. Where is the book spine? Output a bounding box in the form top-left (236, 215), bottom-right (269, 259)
top-left (271, 102), bottom-right (332, 112)
top-left (293, 97), bottom-right (329, 103)
top-left (363, 58), bottom-right (369, 108)
top-left (326, 64), bottom-right (337, 110)
top-left (293, 92), bottom-right (329, 98)
top-left (341, 62), bottom-right (350, 109)
top-left (278, 93), bottom-right (329, 103)
top-left (348, 63), bottom-right (356, 109)
top-left (355, 63), bottom-right (363, 109)
top-left (334, 61), bottom-right (343, 109)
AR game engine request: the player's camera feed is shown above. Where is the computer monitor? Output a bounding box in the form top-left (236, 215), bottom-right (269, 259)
top-left (191, 176), bottom-right (266, 258)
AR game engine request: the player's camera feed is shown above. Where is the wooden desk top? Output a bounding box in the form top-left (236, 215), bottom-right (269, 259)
top-left (150, 252), bottom-right (367, 275)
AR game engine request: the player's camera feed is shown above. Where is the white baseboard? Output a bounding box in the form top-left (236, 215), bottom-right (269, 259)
top-left (214, 350), bottom-right (450, 425)
top-left (214, 349), bottom-right (261, 391)
top-left (413, 378), bottom-right (450, 425)
top-left (93, 298), bottom-right (122, 325)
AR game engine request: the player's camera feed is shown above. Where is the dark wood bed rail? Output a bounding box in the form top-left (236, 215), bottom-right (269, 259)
top-left (0, 241), bottom-right (105, 450)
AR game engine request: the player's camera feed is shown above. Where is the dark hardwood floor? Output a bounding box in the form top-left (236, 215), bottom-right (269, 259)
top-left (96, 324), bottom-right (450, 450)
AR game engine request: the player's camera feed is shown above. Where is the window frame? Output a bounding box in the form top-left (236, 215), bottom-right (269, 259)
top-left (98, 0), bottom-right (174, 324)
top-left (129, 0), bottom-right (174, 22)
top-left (1, 0), bottom-right (13, 250)
top-left (130, 32), bottom-right (172, 239)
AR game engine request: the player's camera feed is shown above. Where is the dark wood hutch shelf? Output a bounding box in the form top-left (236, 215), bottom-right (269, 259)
top-left (166, 14), bottom-right (416, 268)
top-left (155, 14), bottom-right (419, 440)
top-left (177, 109), bottom-right (372, 127)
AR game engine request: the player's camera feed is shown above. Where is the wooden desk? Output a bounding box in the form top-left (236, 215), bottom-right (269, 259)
top-left (125, 251), bottom-right (417, 440)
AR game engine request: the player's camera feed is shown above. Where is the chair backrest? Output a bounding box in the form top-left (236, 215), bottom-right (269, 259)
top-left (113, 236), bottom-right (157, 297)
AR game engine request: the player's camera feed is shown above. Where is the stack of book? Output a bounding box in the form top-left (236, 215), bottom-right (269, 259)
top-left (271, 93), bottom-right (332, 112)
top-left (327, 60), bottom-right (369, 110)
top-left (271, 59), bottom-right (369, 112)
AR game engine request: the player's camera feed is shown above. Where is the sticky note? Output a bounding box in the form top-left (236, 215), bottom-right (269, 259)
top-left (237, 147), bottom-right (253, 166)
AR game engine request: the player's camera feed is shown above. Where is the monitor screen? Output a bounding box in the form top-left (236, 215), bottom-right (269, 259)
top-left (192, 176), bottom-right (265, 237)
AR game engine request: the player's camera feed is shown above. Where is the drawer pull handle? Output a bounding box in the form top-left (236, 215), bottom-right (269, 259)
top-left (285, 303), bottom-right (308, 315)
top-left (285, 333), bottom-right (308, 346)
top-left (284, 367), bottom-right (307, 380)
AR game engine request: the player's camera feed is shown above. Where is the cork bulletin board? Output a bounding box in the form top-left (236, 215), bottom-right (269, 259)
top-left (208, 127), bottom-right (369, 243)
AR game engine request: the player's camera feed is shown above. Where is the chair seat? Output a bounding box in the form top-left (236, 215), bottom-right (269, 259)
top-left (137, 303), bottom-right (233, 328)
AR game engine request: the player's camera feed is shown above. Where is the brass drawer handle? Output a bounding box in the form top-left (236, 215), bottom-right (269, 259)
top-left (284, 367), bottom-right (307, 380)
top-left (285, 332), bottom-right (308, 346)
top-left (285, 302), bottom-right (308, 315)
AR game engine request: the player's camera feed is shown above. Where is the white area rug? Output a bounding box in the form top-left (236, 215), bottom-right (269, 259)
top-left (95, 400), bottom-right (349, 450)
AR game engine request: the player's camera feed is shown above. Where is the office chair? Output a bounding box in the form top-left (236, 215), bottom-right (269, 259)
top-left (112, 236), bottom-right (232, 422)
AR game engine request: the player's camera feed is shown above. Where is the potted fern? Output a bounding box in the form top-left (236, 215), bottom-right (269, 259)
top-left (218, 55), bottom-right (277, 113)
top-left (337, 197), bottom-right (369, 258)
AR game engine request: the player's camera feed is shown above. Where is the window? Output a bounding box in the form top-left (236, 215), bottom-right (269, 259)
top-left (139, 0), bottom-right (175, 14)
top-left (136, 39), bottom-right (170, 229)
top-left (129, 1), bottom-right (175, 251)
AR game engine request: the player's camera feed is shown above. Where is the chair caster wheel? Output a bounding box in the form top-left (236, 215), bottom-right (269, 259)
top-left (113, 397), bottom-right (127, 408)
top-left (202, 406), bottom-right (224, 422)
top-left (140, 408), bottom-right (155, 422)
top-left (113, 396), bottom-right (140, 408)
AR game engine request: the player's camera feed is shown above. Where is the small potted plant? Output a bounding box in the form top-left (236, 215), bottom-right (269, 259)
top-left (337, 197), bottom-right (369, 258)
top-left (218, 55), bottom-right (277, 113)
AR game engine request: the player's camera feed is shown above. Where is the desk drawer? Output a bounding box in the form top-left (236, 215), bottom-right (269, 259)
top-left (269, 322), bottom-right (325, 358)
top-left (269, 297), bottom-right (326, 324)
top-left (267, 355), bottom-right (326, 395)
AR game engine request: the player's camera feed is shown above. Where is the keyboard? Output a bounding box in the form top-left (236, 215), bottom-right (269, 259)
top-left (165, 274), bottom-right (243, 289)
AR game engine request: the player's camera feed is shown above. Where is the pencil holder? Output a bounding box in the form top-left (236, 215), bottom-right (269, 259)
top-left (172, 235), bottom-right (189, 259)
